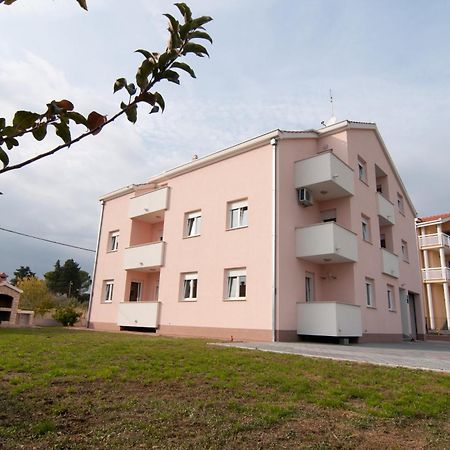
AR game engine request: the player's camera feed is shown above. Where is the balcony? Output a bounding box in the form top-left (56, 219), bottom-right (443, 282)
top-left (376, 192), bottom-right (395, 226)
top-left (422, 267), bottom-right (450, 282)
top-left (129, 187), bottom-right (169, 222)
top-left (294, 152), bottom-right (354, 202)
top-left (117, 301), bottom-right (160, 328)
top-left (418, 232), bottom-right (450, 253)
top-left (297, 302), bottom-right (362, 337)
top-left (124, 241), bottom-right (165, 271)
top-left (381, 248), bottom-right (399, 278)
top-left (296, 222), bottom-right (357, 264)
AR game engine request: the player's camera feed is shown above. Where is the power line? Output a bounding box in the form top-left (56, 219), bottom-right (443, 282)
top-left (0, 226), bottom-right (96, 253)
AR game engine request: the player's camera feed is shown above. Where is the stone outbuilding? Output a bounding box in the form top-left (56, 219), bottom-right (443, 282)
top-left (0, 272), bottom-right (34, 326)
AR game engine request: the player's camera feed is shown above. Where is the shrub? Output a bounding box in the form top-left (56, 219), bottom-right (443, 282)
top-left (52, 306), bottom-right (82, 327)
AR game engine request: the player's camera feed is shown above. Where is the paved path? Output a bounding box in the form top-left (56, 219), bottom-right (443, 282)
top-left (213, 340), bottom-right (450, 372)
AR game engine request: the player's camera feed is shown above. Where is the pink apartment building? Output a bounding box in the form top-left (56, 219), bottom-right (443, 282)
top-left (88, 120), bottom-right (425, 342)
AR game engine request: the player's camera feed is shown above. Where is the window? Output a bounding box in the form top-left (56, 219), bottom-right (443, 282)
top-left (104, 280), bottom-right (114, 303)
top-left (181, 273), bottom-right (198, 301)
top-left (320, 209), bottom-right (337, 223)
top-left (365, 278), bottom-right (375, 307)
top-left (129, 281), bottom-right (142, 302)
top-left (380, 233), bottom-right (386, 249)
top-left (185, 211), bottom-right (202, 237)
top-left (361, 215), bottom-right (371, 242)
top-left (401, 240), bottom-right (409, 262)
top-left (108, 231), bottom-right (119, 252)
top-left (397, 193), bottom-right (405, 214)
top-left (358, 157), bottom-right (367, 183)
top-left (376, 184), bottom-right (383, 194)
top-left (228, 200), bottom-right (248, 229)
top-left (387, 285), bottom-right (395, 311)
top-left (305, 272), bottom-right (314, 302)
top-left (226, 268), bottom-right (247, 300)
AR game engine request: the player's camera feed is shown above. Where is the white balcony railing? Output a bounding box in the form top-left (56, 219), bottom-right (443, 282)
top-left (381, 248), bottom-right (400, 278)
top-left (296, 222), bottom-right (358, 263)
top-left (117, 301), bottom-right (160, 328)
top-left (418, 232), bottom-right (450, 250)
top-left (124, 241), bottom-right (165, 270)
top-left (129, 187), bottom-right (169, 221)
top-left (297, 302), bottom-right (362, 337)
top-left (376, 192), bottom-right (395, 226)
top-left (422, 267), bottom-right (450, 282)
top-left (294, 152), bottom-right (354, 202)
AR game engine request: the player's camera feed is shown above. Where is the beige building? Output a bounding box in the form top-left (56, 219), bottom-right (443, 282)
top-left (0, 272), bottom-right (34, 326)
top-left (416, 213), bottom-right (450, 332)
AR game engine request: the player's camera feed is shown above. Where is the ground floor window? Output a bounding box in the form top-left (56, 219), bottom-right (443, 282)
top-left (226, 268), bottom-right (246, 300)
top-left (305, 272), bottom-right (314, 302)
top-left (387, 284), bottom-right (395, 311)
top-left (104, 280), bottom-right (114, 303)
top-left (181, 273), bottom-right (198, 301)
top-left (365, 277), bottom-right (375, 307)
top-left (129, 281), bottom-right (142, 302)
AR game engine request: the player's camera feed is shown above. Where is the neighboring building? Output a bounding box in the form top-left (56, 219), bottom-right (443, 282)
top-left (416, 213), bottom-right (450, 332)
top-left (88, 120), bottom-right (424, 342)
top-left (0, 272), bottom-right (34, 326)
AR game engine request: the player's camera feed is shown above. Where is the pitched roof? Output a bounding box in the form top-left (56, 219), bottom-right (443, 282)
top-left (418, 212), bottom-right (450, 223)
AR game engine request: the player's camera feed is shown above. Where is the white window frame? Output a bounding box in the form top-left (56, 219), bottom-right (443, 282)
top-left (358, 157), bottom-right (367, 183)
top-left (361, 215), bottom-right (371, 242)
top-left (129, 281), bottom-right (142, 302)
top-left (104, 280), bottom-right (114, 303)
top-left (181, 272), bottom-right (198, 301)
top-left (225, 268), bottom-right (247, 300)
top-left (365, 277), bottom-right (375, 308)
top-left (108, 231), bottom-right (119, 252)
top-left (387, 284), bottom-right (395, 311)
top-left (184, 211), bottom-right (202, 238)
top-left (305, 272), bottom-right (314, 303)
top-left (401, 240), bottom-right (409, 262)
top-left (228, 200), bottom-right (248, 230)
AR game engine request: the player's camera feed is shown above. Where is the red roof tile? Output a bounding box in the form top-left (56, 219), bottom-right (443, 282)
top-left (418, 212), bottom-right (450, 222)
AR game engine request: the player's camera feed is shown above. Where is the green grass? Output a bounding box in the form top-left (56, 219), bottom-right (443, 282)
top-left (0, 328), bottom-right (449, 449)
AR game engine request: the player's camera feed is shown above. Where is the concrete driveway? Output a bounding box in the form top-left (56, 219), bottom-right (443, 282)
top-left (214, 340), bottom-right (450, 372)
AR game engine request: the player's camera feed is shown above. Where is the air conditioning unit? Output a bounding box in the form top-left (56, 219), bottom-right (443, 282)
top-left (298, 187), bottom-right (313, 207)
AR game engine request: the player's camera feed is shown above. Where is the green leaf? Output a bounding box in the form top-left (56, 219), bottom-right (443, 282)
top-left (138, 92), bottom-right (156, 106)
top-left (53, 121), bottom-right (71, 144)
top-left (175, 3), bottom-right (192, 22)
top-left (12, 111), bottom-right (40, 131)
top-left (32, 123), bottom-right (47, 141)
top-left (154, 92), bottom-right (165, 112)
top-left (136, 60), bottom-right (154, 89)
top-left (125, 104), bottom-right (137, 124)
top-left (66, 111), bottom-right (88, 127)
top-left (163, 13), bottom-right (179, 33)
top-left (149, 105), bottom-right (159, 114)
top-left (126, 83), bottom-right (137, 96)
top-left (75, 0), bottom-right (88, 11)
top-left (4, 137), bottom-right (19, 150)
top-left (189, 30), bottom-right (213, 44)
top-left (188, 16), bottom-right (213, 30)
top-left (160, 70), bottom-right (180, 84)
top-left (0, 147), bottom-right (9, 169)
top-left (0, 118), bottom-right (5, 130)
top-left (158, 51), bottom-right (175, 69)
top-left (135, 49), bottom-right (152, 59)
top-left (182, 42), bottom-right (209, 57)
top-left (113, 78), bottom-right (127, 93)
top-left (172, 62), bottom-right (196, 78)
top-left (120, 102), bottom-right (128, 110)
top-left (1, 126), bottom-right (16, 138)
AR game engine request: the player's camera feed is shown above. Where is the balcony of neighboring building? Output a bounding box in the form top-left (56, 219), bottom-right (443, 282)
top-left (297, 302), bottom-right (362, 337)
top-left (418, 232), bottom-right (450, 253)
top-left (381, 248), bottom-right (400, 278)
top-left (422, 267), bottom-right (450, 283)
top-left (295, 222), bottom-right (357, 264)
top-left (128, 186), bottom-right (169, 222)
top-left (117, 301), bottom-right (160, 328)
top-left (124, 241), bottom-right (165, 271)
top-left (376, 192), bottom-right (395, 226)
top-left (294, 152), bottom-right (354, 202)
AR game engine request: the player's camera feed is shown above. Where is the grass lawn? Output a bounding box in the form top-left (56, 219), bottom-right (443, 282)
top-left (0, 328), bottom-right (449, 449)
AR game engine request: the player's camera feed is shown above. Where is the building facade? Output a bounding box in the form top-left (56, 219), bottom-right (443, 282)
top-left (416, 213), bottom-right (450, 332)
top-left (88, 121), bottom-right (424, 342)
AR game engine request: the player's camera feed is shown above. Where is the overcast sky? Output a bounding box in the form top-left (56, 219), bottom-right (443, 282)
top-left (1, 0), bottom-right (449, 279)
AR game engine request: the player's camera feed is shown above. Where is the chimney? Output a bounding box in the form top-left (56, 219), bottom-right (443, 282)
top-left (0, 272), bottom-right (8, 282)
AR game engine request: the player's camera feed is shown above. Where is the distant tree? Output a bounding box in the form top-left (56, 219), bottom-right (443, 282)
top-left (17, 276), bottom-right (54, 316)
top-left (45, 259), bottom-right (91, 299)
top-left (0, 2), bottom-right (212, 174)
top-left (10, 265), bottom-right (35, 285)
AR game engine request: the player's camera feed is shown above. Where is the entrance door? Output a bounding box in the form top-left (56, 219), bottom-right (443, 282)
top-left (129, 282), bottom-right (142, 302)
top-left (408, 292), bottom-right (418, 340)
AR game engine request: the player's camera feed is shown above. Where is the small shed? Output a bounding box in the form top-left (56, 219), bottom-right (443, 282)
top-left (0, 272), bottom-right (34, 326)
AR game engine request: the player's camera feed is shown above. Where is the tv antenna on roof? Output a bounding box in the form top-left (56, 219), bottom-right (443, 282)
top-left (321, 89), bottom-right (337, 127)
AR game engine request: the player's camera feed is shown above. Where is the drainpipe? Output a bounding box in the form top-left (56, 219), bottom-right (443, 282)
top-left (86, 200), bottom-right (105, 328)
top-left (271, 137), bottom-right (278, 342)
